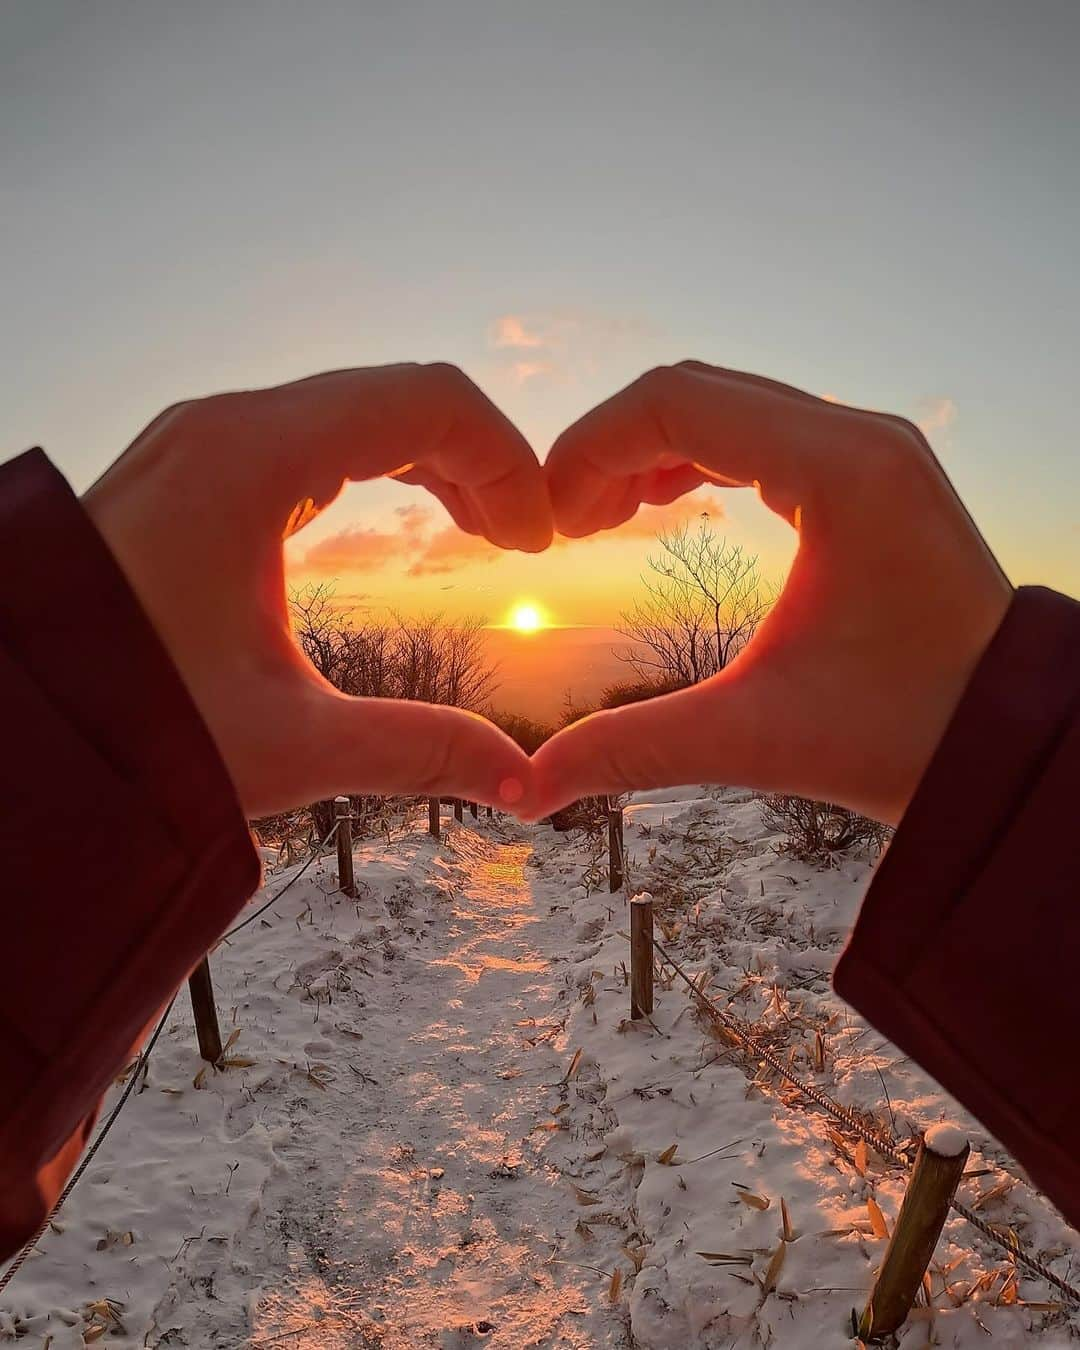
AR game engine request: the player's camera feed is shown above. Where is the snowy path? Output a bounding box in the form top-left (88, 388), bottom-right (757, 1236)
top-left (6, 794), bottom-right (1076, 1348)
top-left (156, 822), bottom-right (621, 1349)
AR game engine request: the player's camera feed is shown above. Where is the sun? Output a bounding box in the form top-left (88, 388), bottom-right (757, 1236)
top-left (509, 602), bottom-right (544, 633)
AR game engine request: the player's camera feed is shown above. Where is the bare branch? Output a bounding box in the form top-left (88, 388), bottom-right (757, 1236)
top-left (616, 521), bottom-right (771, 685)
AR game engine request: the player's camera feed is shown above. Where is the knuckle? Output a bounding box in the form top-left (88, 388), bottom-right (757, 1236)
top-left (638, 363), bottom-right (676, 391)
top-left (424, 360), bottom-right (470, 392)
top-left (586, 711), bottom-right (637, 791)
top-left (876, 411), bottom-right (927, 449)
top-left (633, 365), bottom-right (683, 408)
top-left (637, 362), bottom-right (706, 398)
top-left (843, 410), bottom-right (935, 496)
top-left (421, 735), bottom-right (457, 795)
top-left (873, 413), bottom-right (934, 470)
top-left (160, 398), bottom-right (195, 422)
top-left (417, 717), bottom-right (474, 795)
top-left (188, 388), bottom-right (257, 427)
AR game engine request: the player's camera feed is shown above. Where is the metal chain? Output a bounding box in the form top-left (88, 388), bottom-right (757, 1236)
top-left (651, 936), bottom-right (1080, 1308)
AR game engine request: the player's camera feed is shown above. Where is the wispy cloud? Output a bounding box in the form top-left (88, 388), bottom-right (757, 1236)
top-left (302, 487), bottom-right (726, 582)
top-left (301, 504), bottom-right (433, 572)
top-left (490, 315), bottom-right (547, 349)
top-left (406, 526), bottom-right (500, 577)
top-left (916, 395), bottom-right (958, 436)
top-left (817, 391), bottom-right (958, 441)
top-left (487, 309), bottom-right (650, 387)
top-left (510, 359), bottom-right (557, 385)
top-left (605, 489), bottom-right (724, 538)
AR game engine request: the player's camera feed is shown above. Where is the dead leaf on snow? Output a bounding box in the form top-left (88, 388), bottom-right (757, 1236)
top-left (866, 1196), bottom-right (889, 1240)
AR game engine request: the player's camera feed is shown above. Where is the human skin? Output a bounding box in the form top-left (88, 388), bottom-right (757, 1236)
top-left (82, 359), bottom-right (1012, 829)
top-left (81, 363), bottom-right (551, 817)
top-left (531, 362), bottom-right (1014, 826)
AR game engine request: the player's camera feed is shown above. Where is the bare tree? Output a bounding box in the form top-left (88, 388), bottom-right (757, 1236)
top-left (391, 614), bottom-right (496, 710)
top-left (288, 584), bottom-right (496, 710)
top-left (616, 519), bottom-right (771, 685)
top-left (290, 582), bottom-right (356, 686)
top-left (253, 584), bottom-right (498, 846)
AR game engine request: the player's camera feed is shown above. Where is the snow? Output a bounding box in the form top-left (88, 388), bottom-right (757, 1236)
top-left (925, 1124), bottom-right (970, 1159)
top-left (2, 790), bottom-right (1077, 1347)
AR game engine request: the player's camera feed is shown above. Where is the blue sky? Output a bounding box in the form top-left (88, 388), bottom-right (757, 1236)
top-left (3, 1), bottom-right (1077, 600)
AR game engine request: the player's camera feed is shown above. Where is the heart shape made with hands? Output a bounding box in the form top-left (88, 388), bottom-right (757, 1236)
top-left (84, 361), bottom-right (1012, 832)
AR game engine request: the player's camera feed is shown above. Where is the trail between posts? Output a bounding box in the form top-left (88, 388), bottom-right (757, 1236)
top-left (160, 822), bottom-right (619, 1349)
top-left (15, 794), bottom-right (1073, 1349)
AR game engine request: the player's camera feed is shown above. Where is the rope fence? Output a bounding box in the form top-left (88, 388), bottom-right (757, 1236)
top-left (4, 797), bottom-right (1076, 1340)
top-left (0, 814), bottom-right (349, 1295)
top-left (645, 931), bottom-right (1080, 1313)
top-left (0, 794), bottom-right (489, 1295)
top-left (0, 995), bottom-right (179, 1297)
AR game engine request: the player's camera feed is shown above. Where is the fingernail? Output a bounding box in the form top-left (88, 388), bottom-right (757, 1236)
top-left (499, 776), bottom-right (524, 805)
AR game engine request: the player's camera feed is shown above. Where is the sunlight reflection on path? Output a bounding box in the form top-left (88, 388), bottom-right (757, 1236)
top-left (245, 823), bottom-right (607, 1350)
top-left (429, 834), bottom-right (547, 982)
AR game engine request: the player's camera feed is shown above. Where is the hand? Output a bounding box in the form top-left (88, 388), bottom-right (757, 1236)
top-left (82, 364), bottom-right (552, 818)
top-left (532, 363), bottom-right (1013, 825)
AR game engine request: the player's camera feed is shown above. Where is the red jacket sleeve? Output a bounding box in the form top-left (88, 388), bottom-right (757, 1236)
top-left (835, 585), bottom-right (1080, 1230)
top-left (0, 448), bottom-right (261, 1259)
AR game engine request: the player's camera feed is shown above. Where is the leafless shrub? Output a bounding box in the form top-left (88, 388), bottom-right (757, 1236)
top-left (250, 809), bottom-right (320, 867)
top-left (549, 796), bottom-right (610, 834)
top-left (559, 690), bottom-right (597, 728)
top-left (599, 676), bottom-right (687, 708)
top-left (489, 710), bottom-right (554, 754)
top-left (760, 795), bottom-right (892, 863)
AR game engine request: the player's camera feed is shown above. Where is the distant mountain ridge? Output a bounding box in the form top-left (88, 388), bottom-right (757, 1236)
top-left (483, 625), bottom-right (631, 722)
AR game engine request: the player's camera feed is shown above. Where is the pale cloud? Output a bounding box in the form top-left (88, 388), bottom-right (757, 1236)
top-left (608, 489), bottom-right (724, 538)
top-left (510, 359), bottom-right (557, 385)
top-left (486, 309), bottom-right (651, 387)
top-left (302, 505), bottom-right (434, 572)
top-left (407, 526), bottom-right (501, 577)
top-left (302, 487), bottom-right (725, 580)
top-left (394, 503), bottom-right (434, 541)
top-left (916, 396), bottom-right (958, 435)
top-left (301, 525), bottom-right (403, 573)
top-left (490, 315), bottom-right (546, 349)
top-left (408, 488), bottom-right (726, 572)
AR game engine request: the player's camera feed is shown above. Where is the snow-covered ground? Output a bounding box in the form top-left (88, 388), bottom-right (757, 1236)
top-left (2, 790), bottom-right (1077, 1347)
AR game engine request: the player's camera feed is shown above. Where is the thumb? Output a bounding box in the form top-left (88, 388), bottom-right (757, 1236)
top-left (262, 691), bottom-right (534, 817)
top-left (527, 676), bottom-right (771, 820)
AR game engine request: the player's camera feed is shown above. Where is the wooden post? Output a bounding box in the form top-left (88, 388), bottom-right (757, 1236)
top-left (860, 1125), bottom-right (970, 1339)
top-left (486, 804), bottom-right (494, 818)
top-left (454, 798), bottom-right (464, 823)
top-left (428, 796), bottom-right (441, 838)
top-left (469, 800), bottom-right (479, 819)
top-left (188, 956), bottom-right (223, 1064)
top-left (334, 795), bottom-right (355, 898)
top-left (629, 894), bottom-right (654, 1020)
top-left (608, 798), bottom-right (625, 892)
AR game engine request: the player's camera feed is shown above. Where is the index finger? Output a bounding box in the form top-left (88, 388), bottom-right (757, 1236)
top-left (544, 363), bottom-right (878, 536)
top-left (219, 362), bottom-right (554, 553)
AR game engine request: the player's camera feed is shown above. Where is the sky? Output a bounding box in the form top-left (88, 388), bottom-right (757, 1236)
top-left (3, 1), bottom-right (1078, 653)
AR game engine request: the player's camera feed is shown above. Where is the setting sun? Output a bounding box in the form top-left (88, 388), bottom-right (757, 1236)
top-left (509, 602), bottom-right (544, 633)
